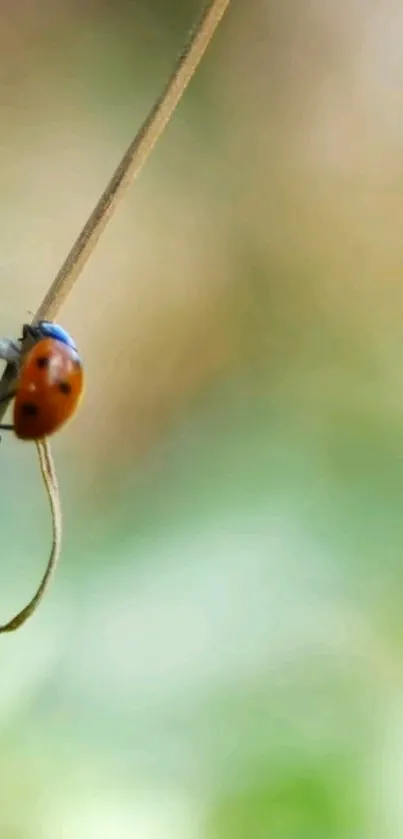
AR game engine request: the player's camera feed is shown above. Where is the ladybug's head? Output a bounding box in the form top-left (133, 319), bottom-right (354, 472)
top-left (22, 321), bottom-right (77, 351)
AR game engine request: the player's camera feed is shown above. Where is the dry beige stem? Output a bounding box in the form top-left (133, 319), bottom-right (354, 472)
top-left (0, 0), bottom-right (231, 632)
top-left (0, 439), bottom-right (60, 633)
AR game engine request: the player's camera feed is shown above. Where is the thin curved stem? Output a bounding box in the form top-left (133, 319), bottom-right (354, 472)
top-left (0, 439), bottom-right (62, 632)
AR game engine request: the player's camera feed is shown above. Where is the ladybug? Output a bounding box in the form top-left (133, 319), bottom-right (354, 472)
top-left (0, 320), bottom-right (84, 440)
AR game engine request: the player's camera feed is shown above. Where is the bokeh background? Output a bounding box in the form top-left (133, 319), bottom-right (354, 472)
top-left (0, 0), bottom-right (402, 836)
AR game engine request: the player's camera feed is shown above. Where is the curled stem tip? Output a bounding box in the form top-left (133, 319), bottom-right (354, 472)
top-left (0, 439), bottom-right (62, 633)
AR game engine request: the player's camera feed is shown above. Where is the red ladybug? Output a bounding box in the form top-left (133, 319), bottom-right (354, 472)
top-left (0, 321), bottom-right (84, 440)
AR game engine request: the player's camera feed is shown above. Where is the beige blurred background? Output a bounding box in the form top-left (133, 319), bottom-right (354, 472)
top-left (0, 1), bottom-right (402, 837)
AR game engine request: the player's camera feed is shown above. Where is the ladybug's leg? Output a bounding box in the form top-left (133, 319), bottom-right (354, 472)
top-left (22, 324), bottom-right (38, 341)
top-left (0, 423), bottom-right (14, 442)
top-left (0, 339), bottom-right (20, 365)
top-left (0, 391), bottom-right (16, 406)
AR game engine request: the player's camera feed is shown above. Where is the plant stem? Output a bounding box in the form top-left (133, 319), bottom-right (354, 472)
top-left (36, 0), bottom-right (230, 322)
top-left (0, 0), bottom-right (231, 419)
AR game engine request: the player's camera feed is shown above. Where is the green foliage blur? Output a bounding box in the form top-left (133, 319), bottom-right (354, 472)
top-left (0, 0), bottom-right (401, 836)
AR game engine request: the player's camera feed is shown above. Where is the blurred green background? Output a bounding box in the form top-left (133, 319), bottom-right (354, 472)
top-left (0, 0), bottom-right (402, 836)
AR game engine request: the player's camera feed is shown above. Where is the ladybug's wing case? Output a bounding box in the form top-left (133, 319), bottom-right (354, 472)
top-left (14, 338), bottom-right (84, 440)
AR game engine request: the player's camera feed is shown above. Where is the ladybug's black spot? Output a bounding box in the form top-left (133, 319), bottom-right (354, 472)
top-left (58, 381), bottom-right (72, 395)
top-left (36, 356), bottom-right (49, 369)
top-left (21, 402), bottom-right (39, 416)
